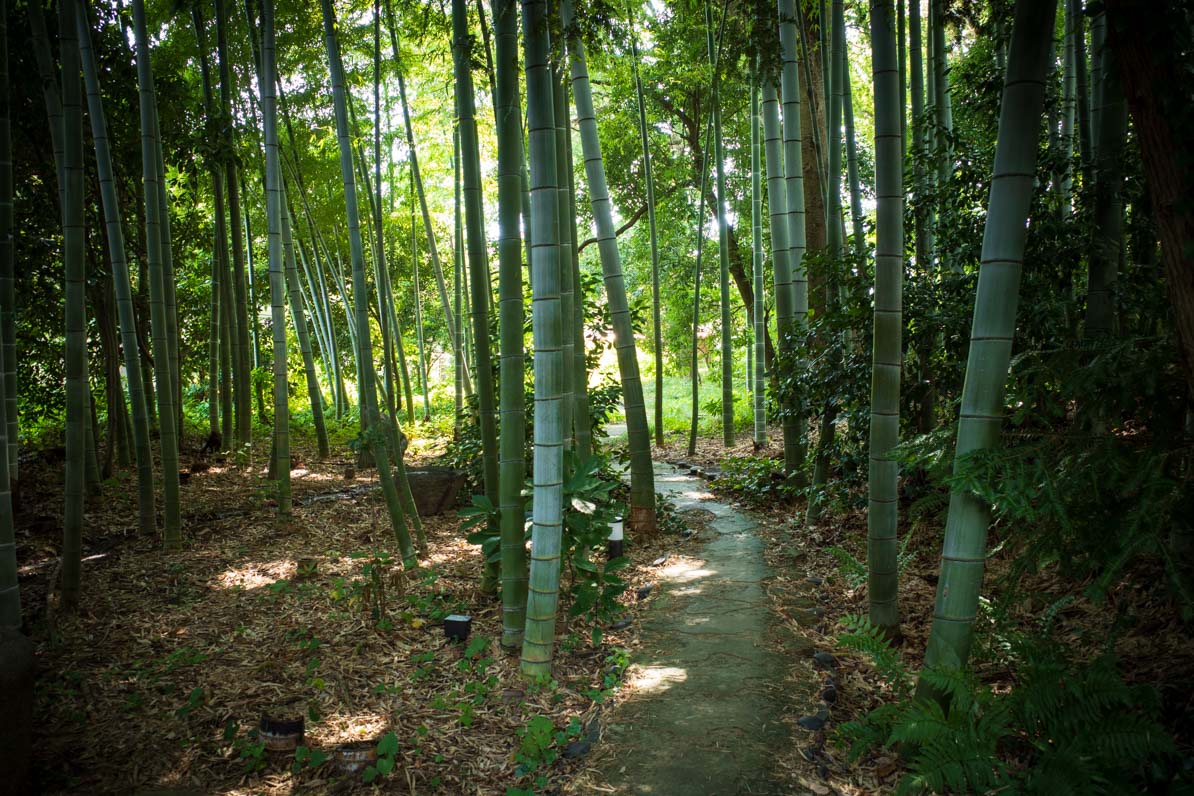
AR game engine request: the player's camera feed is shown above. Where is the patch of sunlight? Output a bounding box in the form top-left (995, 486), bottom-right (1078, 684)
top-left (627, 665), bottom-right (687, 694)
top-left (215, 558), bottom-right (297, 590)
top-left (425, 536), bottom-right (475, 566)
top-left (292, 469), bottom-right (340, 482)
top-left (662, 564), bottom-right (716, 583)
top-left (680, 488), bottom-right (716, 501)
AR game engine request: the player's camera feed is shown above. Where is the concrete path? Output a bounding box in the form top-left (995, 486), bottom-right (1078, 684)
top-left (592, 463), bottom-right (792, 795)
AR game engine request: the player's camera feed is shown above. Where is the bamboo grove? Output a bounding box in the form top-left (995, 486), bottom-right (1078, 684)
top-left (3, 0), bottom-right (1192, 707)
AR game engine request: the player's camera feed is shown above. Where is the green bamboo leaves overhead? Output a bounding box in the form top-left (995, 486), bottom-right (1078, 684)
top-left (561, 0), bottom-right (656, 534)
top-left (520, 0), bottom-right (565, 679)
top-left (867, 0), bottom-right (904, 638)
top-left (921, 0), bottom-right (1058, 677)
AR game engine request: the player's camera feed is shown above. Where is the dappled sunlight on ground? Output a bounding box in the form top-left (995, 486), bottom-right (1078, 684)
top-left (215, 558), bottom-right (296, 590)
top-left (624, 664), bottom-right (687, 695)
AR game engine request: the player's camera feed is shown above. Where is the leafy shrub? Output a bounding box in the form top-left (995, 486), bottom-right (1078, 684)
top-left (711, 455), bottom-right (798, 506)
top-left (835, 615), bottom-right (1181, 795)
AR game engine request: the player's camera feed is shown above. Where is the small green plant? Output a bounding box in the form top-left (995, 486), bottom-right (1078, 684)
top-left (362, 731), bottom-right (399, 783)
top-left (173, 686), bottom-right (205, 719)
top-left (291, 745), bottom-right (329, 774)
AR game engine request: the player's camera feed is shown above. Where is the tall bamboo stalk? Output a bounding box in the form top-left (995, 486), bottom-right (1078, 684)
top-left (0, 0), bottom-right (18, 630)
top-left (562, 0), bottom-right (657, 533)
top-left (78, 1), bottom-right (154, 537)
top-left (132, 0), bottom-right (181, 547)
top-left (629, 12), bottom-right (664, 447)
top-left (320, 0), bottom-right (416, 564)
top-left (521, 0), bottom-right (566, 678)
top-left (920, 0), bottom-right (1057, 678)
top-left (493, 0), bottom-right (528, 650)
top-left (778, 0), bottom-right (808, 475)
top-left (750, 65), bottom-right (765, 447)
top-left (867, 0), bottom-right (904, 637)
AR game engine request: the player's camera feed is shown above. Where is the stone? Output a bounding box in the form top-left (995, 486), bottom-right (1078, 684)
top-left (609, 618), bottom-right (634, 631)
top-left (812, 651), bottom-right (838, 669)
top-left (821, 686), bottom-right (838, 704)
top-left (797, 709), bottom-right (830, 732)
top-left (636, 583), bottom-right (655, 600)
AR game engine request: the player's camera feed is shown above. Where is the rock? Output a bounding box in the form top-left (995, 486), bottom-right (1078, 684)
top-left (821, 685), bottom-right (837, 704)
top-left (405, 467), bottom-right (466, 515)
top-left (800, 746), bottom-right (817, 762)
top-left (680, 529), bottom-right (695, 539)
top-left (676, 462), bottom-right (691, 470)
top-left (651, 554), bottom-right (668, 566)
top-left (703, 468), bottom-right (723, 480)
top-left (797, 709), bottom-right (829, 731)
top-left (812, 651), bottom-right (838, 670)
top-left (563, 737), bottom-right (592, 759)
top-left (636, 583), bottom-right (654, 600)
top-left (609, 618), bottom-right (634, 631)
top-left (806, 576), bottom-right (823, 586)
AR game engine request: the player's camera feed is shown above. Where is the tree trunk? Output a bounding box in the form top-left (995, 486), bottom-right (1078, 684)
top-left (1105, 0), bottom-right (1194, 402)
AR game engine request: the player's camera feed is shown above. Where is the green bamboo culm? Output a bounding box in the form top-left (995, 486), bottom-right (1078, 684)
top-left (867, 0), bottom-right (904, 638)
top-left (0, 0), bottom-right (18, 630)
top-left (133, 0), bottom-right (181, 548)
top-left (628, 10), bottom-right (664, 448)
top-left (918, 0), bottom-right (1057, 683)
top-left (563, 105), bottom-right (592, 462)
top-left (750, 64), bottom-right (765, 447)
top-left (761, 76), bottom-right (795, 456)
top-left (259, 0), bottom-right (292, 519)
top-left (493, 0), bottom-right (529, 651)
top-left (453, 0), bottom-right (501, 594)
top-left (561, 0), bottom-right (657, 534)
top-left (0, 0), bottom-right (13, 489)
top-left (687, 113), bottom-right (714, 459)
top-left (382, 0), bottom-right (472, 401)
top-left (703, 0), bottom-right (734, 447)
top-left (320, 0), bottom-right (416, 566)
top-left (521, 0), bottom-right (565, 679)
top-left (61, 0), bottom-right (87, 609)
top-left (806, 0), bottom-right (846, 525)
top-left (1084, 12), bottom-right (1126, 339)
top-left (281, 203), bottom-right (330, 459)
top-left (216, 0), bottom-right (253, 448)
top-left (551, 64), bottom-right (575, 461)
top-left (778, 0), bottom-right (808, 476)
top-left (78, 0), bottom-right (155, 537)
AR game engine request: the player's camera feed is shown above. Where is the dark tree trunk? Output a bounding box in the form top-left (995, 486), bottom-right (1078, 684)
top-left (1105, 2), bottom-right (1194, 401)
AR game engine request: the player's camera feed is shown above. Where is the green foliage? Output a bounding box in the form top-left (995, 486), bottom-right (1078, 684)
top-left (362, 730), bottom-right (400, 783)
top-left (836, 616), bottom-right (1180, 794)
top-left (711, 455), bottom-right (798, 506)
top-left (826, 535), bottom-right (916, 591)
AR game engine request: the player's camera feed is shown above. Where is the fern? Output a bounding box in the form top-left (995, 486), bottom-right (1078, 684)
top-left (837, 615), bottom-right (911, 693)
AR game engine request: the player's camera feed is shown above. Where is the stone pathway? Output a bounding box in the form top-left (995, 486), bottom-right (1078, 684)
top-left (590, 463), bottom-right (793, 795)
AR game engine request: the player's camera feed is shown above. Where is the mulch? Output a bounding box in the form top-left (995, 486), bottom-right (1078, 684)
top-left (14, 433), bottom-right (684, 795)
